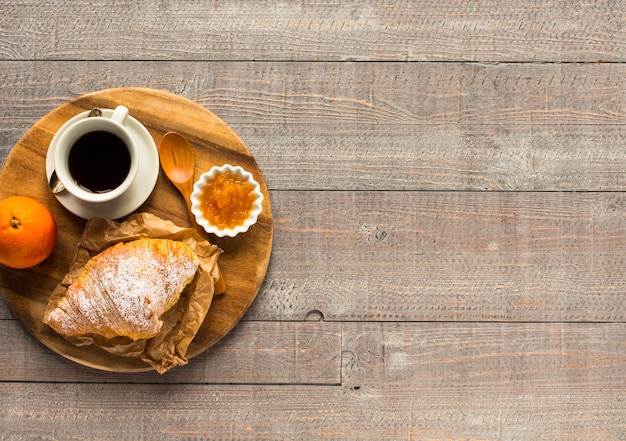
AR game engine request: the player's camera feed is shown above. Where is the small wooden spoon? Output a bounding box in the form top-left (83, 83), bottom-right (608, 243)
top-left (158, 131), bottom-right (197, 225)
top-left (158, 131), bottom-right (227, 294)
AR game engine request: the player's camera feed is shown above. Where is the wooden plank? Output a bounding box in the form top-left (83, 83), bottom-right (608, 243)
top-left (0, 319), bottom-right (341, 384)
top-left (1, 322), bottom-right (624, 438)
top-left (253, 123), bottom-right (626, 191)
top-left (0, 382), bottom-right (624, 439)
top-left (249, 190), bottom-right (626, 322)
top-left (1, 1), bottom-right (624, 62)
top-left (3, 61), bottom-right (626, 191)
top-left (342, 322), bottom-right (626, 390)
top-left (3, 61), bottom-right (626, 127)
top-left (2, 190), bottom-right (626, 323)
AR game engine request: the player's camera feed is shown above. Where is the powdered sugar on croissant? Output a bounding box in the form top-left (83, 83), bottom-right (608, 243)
top-left (44, 238), bottom-right (200, 341)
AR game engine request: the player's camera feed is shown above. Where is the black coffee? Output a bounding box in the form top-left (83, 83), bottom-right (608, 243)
top-left (68, 130), bottom-right (131, 193)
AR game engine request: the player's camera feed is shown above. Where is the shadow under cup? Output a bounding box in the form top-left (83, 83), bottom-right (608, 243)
top-left (55, 114), bottom-right (138, 204)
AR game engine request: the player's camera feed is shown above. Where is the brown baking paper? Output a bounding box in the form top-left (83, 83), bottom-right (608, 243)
top-left (44, 212), bottom-right (222, 374)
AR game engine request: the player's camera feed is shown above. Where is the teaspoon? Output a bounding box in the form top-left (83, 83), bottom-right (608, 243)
top-left (49, 170), bottom-right (65, 194)
top-left (158, 131), bottom-right (196, 224)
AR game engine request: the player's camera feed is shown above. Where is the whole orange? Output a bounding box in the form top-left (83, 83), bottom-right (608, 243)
top-left (0, 196), bottom-right (57, 269)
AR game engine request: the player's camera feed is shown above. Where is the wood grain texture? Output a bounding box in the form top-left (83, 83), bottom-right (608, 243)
top-left (3, 61), bottom-right (626, 127)
top-left (0, 383), bottom-right (624, 440)
top-left (250, 190), bottom-right (626, 322)
top-left (1, 322), bottom-right (624, 438)
top-left (0, 319), bottom-right (341, 384)
top-left (1, 0), bottom-right (626, 438)
top-left (3, 61), bottom-right (626, 191)
top-left (341, 322), bottom-right (626, 390)
top-left (1, 1), bottom-right (625, 62)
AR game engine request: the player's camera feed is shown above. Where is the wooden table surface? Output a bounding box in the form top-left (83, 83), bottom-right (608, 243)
top-left (1, 1), bottom-right (625, 440)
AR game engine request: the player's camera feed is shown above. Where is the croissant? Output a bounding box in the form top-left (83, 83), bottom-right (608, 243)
top-left (43, 238), bottom-right (200, 341)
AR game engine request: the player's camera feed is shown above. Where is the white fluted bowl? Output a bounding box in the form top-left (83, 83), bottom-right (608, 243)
top-left (190, 164), bottom-right (263, 238)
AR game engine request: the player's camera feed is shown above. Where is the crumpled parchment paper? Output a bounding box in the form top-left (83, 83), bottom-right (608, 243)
top-left (43, 212), bottom-right (222, 374)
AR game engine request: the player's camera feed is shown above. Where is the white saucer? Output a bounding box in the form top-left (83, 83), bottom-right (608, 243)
top-left (46, 109), bottom-right (159, 220)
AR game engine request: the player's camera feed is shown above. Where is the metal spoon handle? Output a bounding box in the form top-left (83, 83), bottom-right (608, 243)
top-left (49, 170), bottom-right (65, 194)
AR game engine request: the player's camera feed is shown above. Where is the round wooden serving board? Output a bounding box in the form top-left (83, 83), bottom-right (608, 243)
top-left (0, 87), bottom-right (273, 372)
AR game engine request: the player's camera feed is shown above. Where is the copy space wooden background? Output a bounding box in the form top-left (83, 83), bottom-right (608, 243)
top-left (1, 1), bottom-right (625, 440)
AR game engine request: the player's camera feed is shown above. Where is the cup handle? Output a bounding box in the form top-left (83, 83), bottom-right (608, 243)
top-left (110, 105), bottom-right (129, 125)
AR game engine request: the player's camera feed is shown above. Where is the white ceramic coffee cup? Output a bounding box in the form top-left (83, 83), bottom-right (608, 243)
top-left (54, 105), bottom-right (139, 203)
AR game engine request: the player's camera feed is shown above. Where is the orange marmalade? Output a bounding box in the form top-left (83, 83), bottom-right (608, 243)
top-left (199, 171), bottom-right (257, 229)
